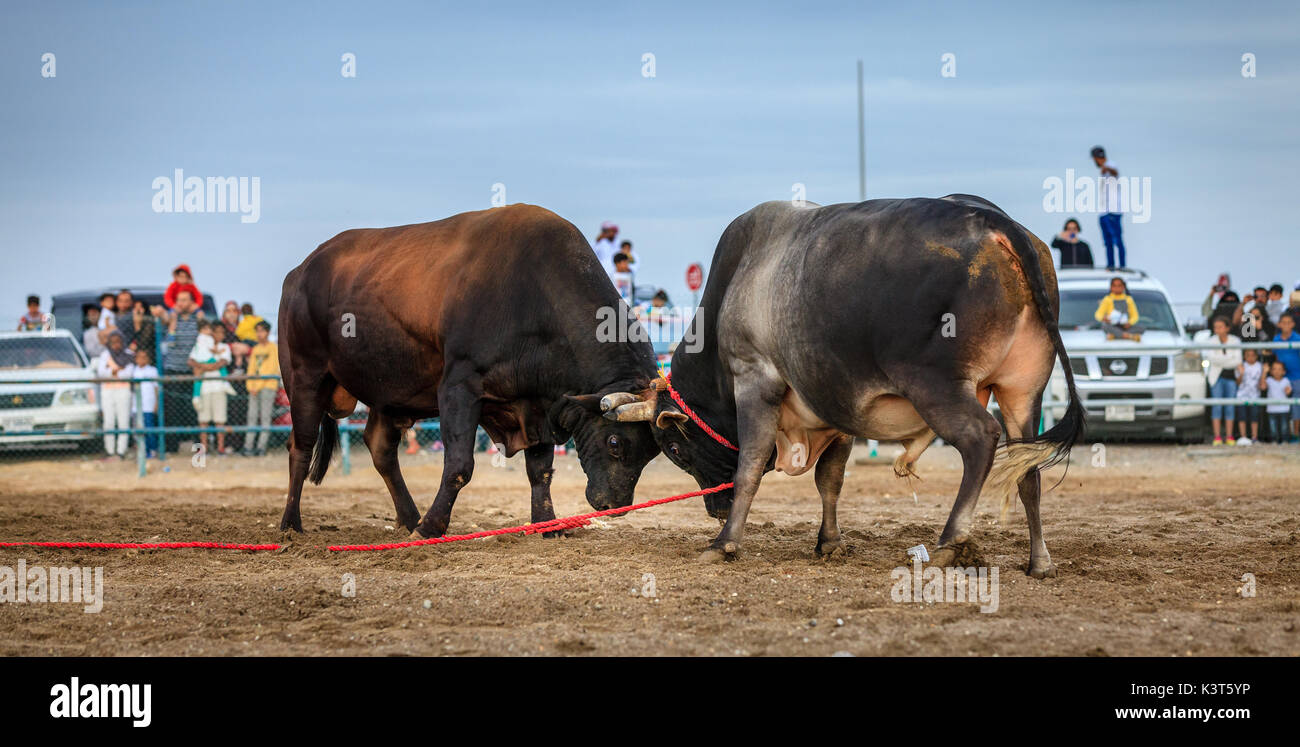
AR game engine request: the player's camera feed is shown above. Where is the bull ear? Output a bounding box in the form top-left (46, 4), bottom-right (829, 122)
top-left (655, 408), bottom-right (689, 430)
top-left (564, 393), bottom-right (605, 413)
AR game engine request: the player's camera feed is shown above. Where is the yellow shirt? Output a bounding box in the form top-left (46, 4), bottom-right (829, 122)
top-left (246, 342), bottom-right (280, 393)
top-left (1094, 293), bottom-right (1139, 325)
top-left (235, 315), bottom-right (265, 343)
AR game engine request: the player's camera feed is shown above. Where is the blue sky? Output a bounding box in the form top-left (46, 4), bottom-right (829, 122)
top-left (2, 0), bottom-right (1297, 323)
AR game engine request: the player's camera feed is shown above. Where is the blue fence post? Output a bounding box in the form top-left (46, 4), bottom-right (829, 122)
top-left (135, 381), bottom-right (146, 478)
top-left (340, 420), bottom-right (351, 475)
top-left (155, 320), bottom-right (166, 463)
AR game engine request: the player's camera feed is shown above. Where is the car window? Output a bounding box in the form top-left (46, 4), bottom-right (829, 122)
top-left (0, 337), bottom-right (86, 369)
top-left (1059, 289), bottom-right (1180, 334)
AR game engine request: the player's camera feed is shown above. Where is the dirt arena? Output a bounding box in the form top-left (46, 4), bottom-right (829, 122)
top-left (1, 441), bottom-right (1297, 656)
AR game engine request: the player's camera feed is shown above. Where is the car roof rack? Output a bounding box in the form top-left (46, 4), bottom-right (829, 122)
top-left (1057, 267), bottom-right (1149, 281)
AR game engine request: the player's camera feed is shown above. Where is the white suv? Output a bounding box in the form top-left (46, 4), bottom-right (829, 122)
top-left (0, 330), bottom-right (99, 447)
top-left (1046, 268), bottom-right (1208, 441)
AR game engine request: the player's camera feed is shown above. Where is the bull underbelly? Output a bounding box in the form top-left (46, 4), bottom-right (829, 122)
top-left (773, 387), bottom-right (993, 476)
top-left (327, 380), bottom-right (542, 457)
top-left (774, 389), bottom-right (930, 476)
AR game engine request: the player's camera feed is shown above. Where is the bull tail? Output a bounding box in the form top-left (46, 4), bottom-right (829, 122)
top-left (979, 211), bottom-right (1086, 519)
top-left (308, 417), bottom-right (338, 485)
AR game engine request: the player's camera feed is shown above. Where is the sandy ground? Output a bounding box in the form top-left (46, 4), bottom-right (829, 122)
top-left (0, 440), bottom-right (1297, 656)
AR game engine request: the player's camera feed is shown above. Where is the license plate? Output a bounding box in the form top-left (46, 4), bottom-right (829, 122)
top-left (4, 416), bottom-right (34, 433)
top-left (1104, 404), bottom-right (1136, 422)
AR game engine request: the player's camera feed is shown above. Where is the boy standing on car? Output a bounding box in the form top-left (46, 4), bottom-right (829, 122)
top-left (1091, 146), bottom-right (1127, 270)
top-left (17, 295), bottom-right (52, 331)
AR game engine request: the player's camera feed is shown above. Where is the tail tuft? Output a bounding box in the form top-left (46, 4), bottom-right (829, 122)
top-left (308, 418), bottom-right (339, 485)
top-left (989, 395), bottom-right (1085, 520)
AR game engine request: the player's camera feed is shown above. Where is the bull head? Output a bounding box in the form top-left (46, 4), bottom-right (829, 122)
top-left (601, 385), bottom-right (736, 520)
top-left (560, 388), bottom-right (661, 513)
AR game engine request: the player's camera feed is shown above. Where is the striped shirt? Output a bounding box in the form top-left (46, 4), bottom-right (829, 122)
top-left (164, 312), bottom-right (201, 373)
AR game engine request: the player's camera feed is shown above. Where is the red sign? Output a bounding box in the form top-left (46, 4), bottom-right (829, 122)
top-left (686, 263), bottom-right (704, 292)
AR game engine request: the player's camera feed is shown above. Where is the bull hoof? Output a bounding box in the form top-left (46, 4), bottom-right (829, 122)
top-left (698, 541), bottom-right (738, 564)
top-left (1027, 561), bottom-right (1057, 579)
top-left (925, 546), bottom-right (958, 569)
top-left (816, 539), bottom-right (847, 559)
top-left (279, 514), bottom-right (303, 533)
top-left (920, 541), bottom-right (984, 569)
top-left (410, 518), bottom-right (448, 541)
top-left (697, 548), bottom-right (728, 564)
top-left (541, 529), bottom-right (571, 539)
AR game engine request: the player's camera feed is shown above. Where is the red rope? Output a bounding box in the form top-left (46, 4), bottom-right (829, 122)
top-left (327, 481), bottom-right (734, 551)
top-left (662, 373), bottom-right (739, 451)
top-left (0, 482), bottom-right (734, 554)
top-left (0, 541), bottom-right (279, 551)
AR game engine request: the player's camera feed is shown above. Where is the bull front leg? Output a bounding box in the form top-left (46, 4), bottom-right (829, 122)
top-left (699, 374), bottom-right (785, 563)
top-left (813, 434), bottom-right (854, 558)
top-left (523, 442), bottom-right (566, 538)
top-left (411, 377), bottom-right (483, 539)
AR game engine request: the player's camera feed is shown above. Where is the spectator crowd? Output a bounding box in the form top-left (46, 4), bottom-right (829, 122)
top-left (18, 263), bottom-right (281, 460)
top-left (1192, 276), bottom-right (1300, 445)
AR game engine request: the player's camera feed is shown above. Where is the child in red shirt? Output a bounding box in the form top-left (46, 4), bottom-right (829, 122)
top-left (164, 264), bottom-right (204, 310)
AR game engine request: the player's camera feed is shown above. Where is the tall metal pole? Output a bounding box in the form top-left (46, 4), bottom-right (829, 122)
top-left (857, 59), bottom-right (865, 201)
top-left (858, 59), bottom-right (879, 461)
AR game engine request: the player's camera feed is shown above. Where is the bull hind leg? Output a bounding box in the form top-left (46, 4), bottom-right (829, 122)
top-left (994, 385), bottom-right (1055, 578)
top-left (901, 378), bottom-right (1001, 568)
top-left (524, 442), bottom-right (565, 538)
top-left (814, 434), bottom-right (854, 558)
top-left (411, 375), bottom-right (483, 539)
top-left (280, 382), bottom-right (328, 533)
top-left (363, 413), bottom-right (422, 531)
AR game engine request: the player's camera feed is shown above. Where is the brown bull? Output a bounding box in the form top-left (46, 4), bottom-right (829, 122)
top-left (276, 204), bottom-right (660, 537)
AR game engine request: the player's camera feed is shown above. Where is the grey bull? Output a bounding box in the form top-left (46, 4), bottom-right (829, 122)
top-left (599, 195), bottom-right (1085, 577)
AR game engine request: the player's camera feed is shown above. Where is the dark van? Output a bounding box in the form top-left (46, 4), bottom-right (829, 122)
top-left (50, 287), bottom-right (219, 332)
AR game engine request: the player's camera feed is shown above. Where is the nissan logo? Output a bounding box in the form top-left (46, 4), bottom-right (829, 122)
top-left (1108, 359), bottom-right (1129, 375)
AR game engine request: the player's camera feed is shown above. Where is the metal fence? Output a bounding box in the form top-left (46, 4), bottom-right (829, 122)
top-left (0, 372), bottom-right (498, 477)
top-left (3, 336), bottom-right (1298, 474)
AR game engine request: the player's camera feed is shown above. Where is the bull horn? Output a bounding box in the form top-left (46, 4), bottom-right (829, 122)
top-left (600, 392), bottom-right (640, 412)
top-left (604, 400), bottom-right (655, 422)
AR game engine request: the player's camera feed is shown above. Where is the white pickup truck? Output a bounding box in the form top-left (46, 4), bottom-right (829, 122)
top-left (0, 329), bottom-right (99, 447)
top-left (1045, 268), bottom-right (1208, 442)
